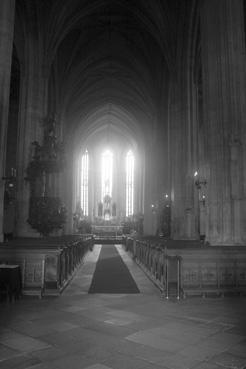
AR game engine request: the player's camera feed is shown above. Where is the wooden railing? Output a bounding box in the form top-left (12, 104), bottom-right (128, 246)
top-left (123, 237), bottom-right (246, 298)
top-left (92, 225), bottom-right (123, 235)
top-left (93, 225), bottom-right (124, 244)
top-left (124, 237), bottom-right (181, 298)
top-left (0, 235), bottom-right (94, 298)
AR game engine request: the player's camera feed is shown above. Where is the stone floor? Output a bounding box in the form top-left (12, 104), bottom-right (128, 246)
top-left (0, 245), bottom-right (246, 369)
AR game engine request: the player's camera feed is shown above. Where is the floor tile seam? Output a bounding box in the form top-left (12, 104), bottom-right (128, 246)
top-left (115, 344), bottom-right (177, 361)
top-left (0, 335), bottom-right (51, 347)
top-left (133, 316), bottom-right (212, 329)
top-left (202, 330), bottom-right (246, 341)
top-left (54, 323), bottom-right (127, 340)
top-left (184, 333), bottom-right (244, 349)
top-left (146, 330), bottom-right (215, 342)
top-left (219, 350), bottom-right (246, 361)
top-left (152, 315), bottom-right (234, 330)
top-left (124, 330), bottom-right (219, 348)
top-left (3, 322), bottom-right (71, 337)
top-left (181, 315), bottom-right (237, 329)
top-left (97, 348), bottom-right (167, 369)
top-left (0, 350), bottom-right (24, 362)
top-left (181, 339), bottom-right (246, 354)
top-left (29, 350), bottom-right (75, 366)
top-left (0, 328), bottom-right (41, 341)
top-left (1, 353), bottom-right (41, 362)
top-left (73, 324), bottom-right (134, 339)
top-left (155, 353), bottom-right (205, 367)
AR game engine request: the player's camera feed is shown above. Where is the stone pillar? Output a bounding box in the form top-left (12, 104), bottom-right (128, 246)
top-left (0, 0), bottom-right (15, 242)
top-left (201, 0), bottom-right (246, 244)
top-left (169, 79), bottom-right (198, 240)
top-left (143, 142), bottom-right (158, 236)
top-left (16, 47), bottom-right (49, 237)
top-left (63, 147), bottom-right (74, 234)
top-left (135, 148), bottom-right (144, 216)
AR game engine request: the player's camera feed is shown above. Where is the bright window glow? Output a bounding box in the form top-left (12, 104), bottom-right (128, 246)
top-left (81, 150), bottom-right (89, 216)
top-left (101, 149), bottom-right (113, 201)
top-left (126, 150), bottom-right (134, 216)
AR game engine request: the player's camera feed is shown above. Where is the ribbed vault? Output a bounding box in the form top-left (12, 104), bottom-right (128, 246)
top-left (12, 0), bottom-right (195, 236)
top-left (73, 104), bottom-right (143, 153)
top-left (49, 3), bottom-right (169, 143)
top-left (14, 0), bottom-right (192, 151)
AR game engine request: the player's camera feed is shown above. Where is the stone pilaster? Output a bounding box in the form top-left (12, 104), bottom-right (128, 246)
top-left (0, 0), bottom-right (15, 241)
top-left (201, 0), bottom-right (246, 244)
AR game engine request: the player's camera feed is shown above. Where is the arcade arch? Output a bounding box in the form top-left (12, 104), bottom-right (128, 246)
top-left (71, 105), bottom-right (144, 230)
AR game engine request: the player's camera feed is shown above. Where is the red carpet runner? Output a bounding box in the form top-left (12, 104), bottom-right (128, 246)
top-left (88, 245), bottom-right (140, 294)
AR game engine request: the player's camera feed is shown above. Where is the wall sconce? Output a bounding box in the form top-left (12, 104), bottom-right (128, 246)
top-left (194, 171), bottom-right (207, 189)
top-left (200, 194), bottom-right (206, 205)
top-left (151, 202), bottom-right (159, 213)
top-left (195, 178), bottom-right (207, 189)
top-left (2, 167), bottom-right (16, 180)
top-left (2, 169), bottom-right (17, 195)
top-left (2, 168), bottom-right (17, 186)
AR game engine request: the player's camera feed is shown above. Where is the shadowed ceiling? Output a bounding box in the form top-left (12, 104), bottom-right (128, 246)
top-left (15, 0), bottom-right (191, 146)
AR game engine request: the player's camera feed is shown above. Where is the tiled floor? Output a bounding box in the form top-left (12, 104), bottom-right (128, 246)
top-left (0, 244), bottom-right (246, 369)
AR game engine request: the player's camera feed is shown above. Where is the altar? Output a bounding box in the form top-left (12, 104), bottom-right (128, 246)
top-left (92, 224), bottom-right (123, 236)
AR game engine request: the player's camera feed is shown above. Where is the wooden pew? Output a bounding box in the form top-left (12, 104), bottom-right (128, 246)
top-left (0, 235), bottom-right (94, 298)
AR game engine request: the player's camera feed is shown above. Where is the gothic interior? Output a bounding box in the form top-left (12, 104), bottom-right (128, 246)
top-left (1, 0), bottom-right (246, 245)
top-left (1, 3), bottom-right (246, 366)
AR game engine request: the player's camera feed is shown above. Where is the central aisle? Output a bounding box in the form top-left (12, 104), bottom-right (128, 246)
top-left (88, 244), bottom-right (140, 294)
top-left (0, 245), bottom-right (245, 369)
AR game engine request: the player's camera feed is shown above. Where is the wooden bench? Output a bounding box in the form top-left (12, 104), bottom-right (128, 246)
top-left (0, 235), bottom-right (94, 298)
top-left (124, 237), bottom-right (246, 298)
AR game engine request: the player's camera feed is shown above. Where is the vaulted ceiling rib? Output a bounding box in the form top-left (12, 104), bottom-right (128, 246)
top-left (15, 0), bottom-right (191, 145)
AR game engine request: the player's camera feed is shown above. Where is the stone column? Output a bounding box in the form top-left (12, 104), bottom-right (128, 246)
top-left (0, 0), bottom-right (15, 242)
top-left (169, 77), bottom-right (198, 240)
top-left (135, 148), bottom-right (144, 215)
top-left (16, 45), bottom-right (49, 237)
top-left (64, 147), bottom-right (74, 234)
top-left (143, 141), bottom-right (158, 235)
top-left (201, 0), bottom-right (246, 244)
